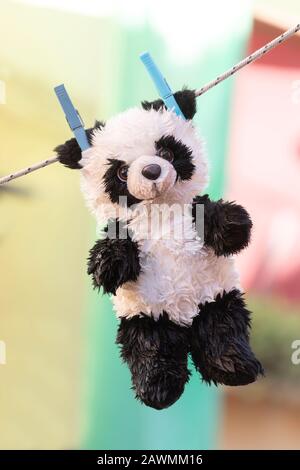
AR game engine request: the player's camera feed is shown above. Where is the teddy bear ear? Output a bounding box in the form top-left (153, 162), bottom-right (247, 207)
top-left (54, 120), bottom-right (104, 169)
top-left (141, 88), bottom-right (197, 120)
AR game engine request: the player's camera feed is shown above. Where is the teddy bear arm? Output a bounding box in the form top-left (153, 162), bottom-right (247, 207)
top-left (192, 195), bottom-right (252, 256)
top-left (87, 221), bottom-right (141, 295)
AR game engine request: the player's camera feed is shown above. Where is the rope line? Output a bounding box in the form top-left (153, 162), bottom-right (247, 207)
top-left (195, 23), bottom-right (300, 96)
top-left (1, 23), bottom-right (299, 186)
top-left (0, 156), bottom-right (58, 185)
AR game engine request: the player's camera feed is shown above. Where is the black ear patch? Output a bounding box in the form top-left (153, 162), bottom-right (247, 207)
top-left (54, 120), bottom-right (104, 169)
top-left (141, 97), bottom-right (165, 113)
top-left (173, 89), bottom-right (197, 120)
top-left (142, 88), bottom-right (197, 120)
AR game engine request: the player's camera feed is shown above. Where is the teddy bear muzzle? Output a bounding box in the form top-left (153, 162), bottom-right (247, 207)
top-left (127, 155), bottom-right (176, 200)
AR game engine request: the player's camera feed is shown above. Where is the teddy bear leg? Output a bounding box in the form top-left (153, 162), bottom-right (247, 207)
top-left (190, 289), bottom-right (264, 386)
top-left (116, 313), bottom-right (190, 410)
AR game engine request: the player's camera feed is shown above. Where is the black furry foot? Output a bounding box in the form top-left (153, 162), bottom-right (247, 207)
top-left (190, 290), bottom-right (264, 386)
top-left (116, 314), bottom-right (190, 410)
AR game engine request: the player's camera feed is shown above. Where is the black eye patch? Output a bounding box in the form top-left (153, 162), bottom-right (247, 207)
top-left (155, 135), bottom-right (195, 181)
top-left (103, 158), bottom-right (141, 207)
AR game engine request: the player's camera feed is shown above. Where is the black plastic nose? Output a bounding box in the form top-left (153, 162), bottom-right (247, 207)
top-left (142, 164), bottom-right (161, 180)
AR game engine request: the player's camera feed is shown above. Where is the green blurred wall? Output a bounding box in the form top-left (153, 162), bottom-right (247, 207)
top-left (82, 8), bottom-right (253, 450)
top-left (0, 0), bottom-right (119, 449)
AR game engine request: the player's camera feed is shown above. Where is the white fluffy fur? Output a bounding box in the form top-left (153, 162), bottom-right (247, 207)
top-left (80, 107), bottom-right (240, 326)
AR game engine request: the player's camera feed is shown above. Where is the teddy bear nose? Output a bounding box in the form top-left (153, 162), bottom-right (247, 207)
top-left (142, 164), bottom-right (161, 180)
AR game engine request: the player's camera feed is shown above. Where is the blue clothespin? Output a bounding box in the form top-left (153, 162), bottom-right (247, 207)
top-left (54, 84), bottom-right (90, 151)
top-left (140, 52), bottom-right (185, 120)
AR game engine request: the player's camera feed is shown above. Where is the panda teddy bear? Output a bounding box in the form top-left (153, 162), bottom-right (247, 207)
top-left (55, 89), bottom-right (263, 410)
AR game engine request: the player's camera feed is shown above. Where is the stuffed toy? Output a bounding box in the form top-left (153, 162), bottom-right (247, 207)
top-left (2, 27), bottom-right (298, 410)
top-left (54, 89), bottom-right (263, 410)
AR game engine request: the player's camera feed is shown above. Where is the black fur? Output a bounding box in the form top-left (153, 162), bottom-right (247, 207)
top-left (190, 289), bottom-right (264, 386)
top-left (87, 219), bottom-right (141, 295)
top-left (116, 313), bottom-right (190, 410)
top-left (155, 135), bottom-right (195, 181)
top-left (192, 194), bottom-right (252, 256)
top-left (54, 120), bottom-right (104, 169)
top-left (142, 88), bottom-right (197, 120)
top-left (103, 159), bottom-right (141, 207)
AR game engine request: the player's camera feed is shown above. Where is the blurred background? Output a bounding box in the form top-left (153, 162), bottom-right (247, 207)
top-left (0, 0), bottom-right (300, 450)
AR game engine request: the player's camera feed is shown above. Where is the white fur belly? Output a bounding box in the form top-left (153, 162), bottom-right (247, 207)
top-left (112, 236), bottom-right (240, 326)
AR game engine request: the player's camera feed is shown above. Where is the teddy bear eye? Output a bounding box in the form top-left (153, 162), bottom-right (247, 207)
top-left (158, 148), bottom-right (174, 163)
top-left (117, 164), bottom-right (129, 182)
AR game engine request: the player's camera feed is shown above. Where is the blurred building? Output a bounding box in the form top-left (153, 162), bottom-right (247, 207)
top-left (228, 8), bottom-right (300, 302)
top-left (223, 4), bottom-right (300, 449)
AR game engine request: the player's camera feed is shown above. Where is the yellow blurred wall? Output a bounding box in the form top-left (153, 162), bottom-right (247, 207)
top-left (0, 0), bottom-right (117, 448)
